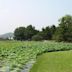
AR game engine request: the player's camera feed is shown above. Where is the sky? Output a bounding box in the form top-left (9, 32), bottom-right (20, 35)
top-left (0, 0), bottom-right (72, 34)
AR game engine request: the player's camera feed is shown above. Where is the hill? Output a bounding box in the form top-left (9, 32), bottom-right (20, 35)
top-left (0, 32), bottom-right (14, 39)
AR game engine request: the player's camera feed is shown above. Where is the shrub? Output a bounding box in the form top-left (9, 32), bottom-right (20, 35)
top-left (32, 34), bottom-right (43, 41)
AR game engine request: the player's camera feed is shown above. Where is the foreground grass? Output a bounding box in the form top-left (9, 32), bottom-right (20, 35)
top-left (30, 50), bottom-right (72, 72)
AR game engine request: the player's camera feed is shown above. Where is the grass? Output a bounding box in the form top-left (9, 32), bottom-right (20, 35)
top-left (0, 40), bottom-right (72, 72)
top-left (30, 50), bottom-right (72, 72)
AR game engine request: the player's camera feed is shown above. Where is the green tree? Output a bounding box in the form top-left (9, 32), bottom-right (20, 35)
top-left (14, 27), bottom-right (26, 40)
top-left (55, 15), bottom-right (72, 42)
top-left (25, 25), bottom-right (39, 40)
top-left (41, 26), bottom-right (52, 40)
top-left (50, 25), bottom-right (56, 34)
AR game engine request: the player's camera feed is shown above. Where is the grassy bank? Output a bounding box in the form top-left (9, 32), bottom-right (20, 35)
top-left (30, 50), bottom-right (72, 72)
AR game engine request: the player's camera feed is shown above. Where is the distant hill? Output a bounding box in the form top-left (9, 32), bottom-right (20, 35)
top-left (0, 33), bottom-right (14, 39)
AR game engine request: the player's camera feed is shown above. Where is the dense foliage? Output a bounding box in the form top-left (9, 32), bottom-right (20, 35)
top-left (0, 41), bottom-right (72, 72)
top-left (14, 25), bottom-right (56, 41)
top-left (14, 25), bottom-right (39, 41)
top-left (14, 27), bottom-right (26, 40)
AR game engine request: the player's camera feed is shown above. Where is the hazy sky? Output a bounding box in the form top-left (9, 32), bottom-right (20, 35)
top-left (0, 0), bottom-right (72, 34)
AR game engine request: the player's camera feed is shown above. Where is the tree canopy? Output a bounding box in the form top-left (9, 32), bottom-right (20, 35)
top-left (14, 25), bottom-right (39, 40)
top-left (54, 15), bottom-right (72, 42)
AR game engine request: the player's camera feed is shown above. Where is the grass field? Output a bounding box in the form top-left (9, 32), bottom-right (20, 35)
top-left (0, 41), bottom-right (72, 72)
top-left (30, 51), bottom-right (72, 72)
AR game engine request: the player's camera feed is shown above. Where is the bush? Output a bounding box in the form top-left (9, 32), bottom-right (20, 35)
top-left (32, 34), bottom-right (43, 41)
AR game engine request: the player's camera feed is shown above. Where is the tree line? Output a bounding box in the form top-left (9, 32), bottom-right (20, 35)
top-left (14, 15), bottom-right (72, 42)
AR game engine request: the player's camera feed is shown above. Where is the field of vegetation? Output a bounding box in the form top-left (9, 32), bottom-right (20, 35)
top-left (30, 51), bottom-right (72, 72)
top-left (0, 41), bottom-right (72, 72)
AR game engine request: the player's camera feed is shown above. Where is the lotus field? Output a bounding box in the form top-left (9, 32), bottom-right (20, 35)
top-left (0, 41), bottom-right (72, 72)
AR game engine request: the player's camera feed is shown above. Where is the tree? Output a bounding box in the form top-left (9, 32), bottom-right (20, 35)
top-left (14, 27), bottom-right (26, 40)
top-left (50, 25), bottom-right (56, 34)
top-left (41, 26), bottom-right (52, 40)
top-left (25, 25), bottom-right (39, 40)
top-left (55, 15), bottom-right (72, 42)
top-left (14, 25), bottom-right (39, 41)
